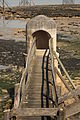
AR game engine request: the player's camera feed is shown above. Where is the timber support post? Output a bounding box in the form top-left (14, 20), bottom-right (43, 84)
top-left (58, 109), bottom-right (65, 120)
top-left (14, 83), bottom-right (20, 109)
top-left (3, 109), bottom-right (10, 120)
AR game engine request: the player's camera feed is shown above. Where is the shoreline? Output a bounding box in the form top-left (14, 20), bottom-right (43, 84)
top-left (0, 4), bottom-right (80, 20)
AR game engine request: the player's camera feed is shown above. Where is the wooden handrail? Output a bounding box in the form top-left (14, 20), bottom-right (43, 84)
top-left (49, 38), bottom-right (58, 106)
top-left (26, 37), bottom-right (36, 69)
top-left (49, 38), bottom-right (75, 89)
top-left (14, 38), bottom-right (36, 108)
top-left (53, 51), bottom-right (75, 89)
top-left (55, 67), bottom-right (72, 92)
top-left (41, 49), bottom-right (47, 108)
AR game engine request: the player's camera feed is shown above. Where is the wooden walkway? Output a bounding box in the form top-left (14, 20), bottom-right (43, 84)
top-left (19, 50), bottom-right (53, 120)
top-left (22, 50), bottom-right (45, 108)
top-left (11, 50), bottom-right (56, 120)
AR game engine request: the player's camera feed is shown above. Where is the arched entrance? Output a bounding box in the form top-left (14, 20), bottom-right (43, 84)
top-left (32, 30), bottom-right (51, 49)
top-left (26, 15), bottom-right (57, 53)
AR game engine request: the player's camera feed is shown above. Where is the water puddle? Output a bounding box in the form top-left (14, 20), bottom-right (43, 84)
top-left (0, 19), bottom-right (27, 28)
top-left (57, 33), bottom-right (80, 42)
top-left (0, 65), bottom-right (10, 70)
top-left (57, 33), bottom-right (72, 41)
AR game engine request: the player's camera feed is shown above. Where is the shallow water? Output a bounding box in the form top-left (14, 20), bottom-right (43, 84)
top-left (0, 19), bottom-right (27, 28)
top-left (0, 65), bottom-right (10, 70)
top-left (0, 19), bottom-right (27, 41)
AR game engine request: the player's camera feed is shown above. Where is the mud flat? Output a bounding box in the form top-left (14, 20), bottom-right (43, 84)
top-left (0, 39), bottom-right (26, 118)
top-left (54, 16), bottom-right (80, 84)
top-left (0, 4), bottom-right (80, 19)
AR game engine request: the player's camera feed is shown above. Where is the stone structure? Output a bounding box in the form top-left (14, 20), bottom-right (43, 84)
top-left (26, 15), bottom-right (57, 53)
top-left (26, 15), bottom-right (61, 88)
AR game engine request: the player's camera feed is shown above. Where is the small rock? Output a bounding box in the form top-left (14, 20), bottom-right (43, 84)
top-left (0, 98), bottom-right (2, 102)
top-left (3, 95), bottom-right (9, 99)
top-left (2, 89), bottom-right (7, 93)
top-left (0, 34), bottom-right (3, 37)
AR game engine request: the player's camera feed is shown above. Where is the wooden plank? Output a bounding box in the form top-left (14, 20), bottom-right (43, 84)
top-left (12, 108), bottom-right (58, 117)
top-left (58, 109), bottom-right (65, 120)
top-left (55, 68), bottom-right (78, 101)
top-left (58, 85), bottom-right (80, 104)
top-left (3, 109), bottom-right (10, 120)
top-left (14, 83), bottom-right (20, 108)
top-left (23, 53), bottom-right (27, 57)
top-left (65, 100), bottom-right (80, 118)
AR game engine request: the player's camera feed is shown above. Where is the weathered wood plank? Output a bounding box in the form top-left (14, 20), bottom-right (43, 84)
top-left (3, 109), bottom-right (10, 120)
top-left (14, 83), bottom-right (20, 108)
top-left (58, 85), bottom-right (80, 104)
top-left (12, 108), bottom-right (58, 117)
top-left (53, 51), bottom-right (75, 89)
top-left (58, 109), bottom-right (65, 120)
top-left (65, 100), bottom-right (80, 118)
top-left (55, 67), bottom-right (72, 92)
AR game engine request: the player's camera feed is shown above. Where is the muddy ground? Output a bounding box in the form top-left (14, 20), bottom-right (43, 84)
top-left (0, 39), bottom-right (26, 118)
top-left (56, 17), bottom-right (80, 79)
top-left (0, 4), bottom-right (80, 19)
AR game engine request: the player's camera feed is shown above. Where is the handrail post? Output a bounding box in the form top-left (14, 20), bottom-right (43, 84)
top-left (14, 83), bottom-right (20, 109)
top-left (3, 109), bottom-right (10, 120)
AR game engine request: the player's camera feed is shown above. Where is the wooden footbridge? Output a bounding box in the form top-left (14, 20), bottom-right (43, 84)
top-left (3, 15), bottom-right (80, 120)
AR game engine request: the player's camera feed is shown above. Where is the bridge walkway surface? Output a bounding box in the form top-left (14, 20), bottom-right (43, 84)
top-left (18, 49), bottom-right (53, 120)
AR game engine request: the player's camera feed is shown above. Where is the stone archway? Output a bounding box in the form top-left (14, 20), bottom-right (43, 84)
top-left (26, 15), bottom-right (57, 53)
top-left (32, 30), bottom-right (51, 49)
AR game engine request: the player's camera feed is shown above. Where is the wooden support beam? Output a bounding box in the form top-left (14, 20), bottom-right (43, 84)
top-left (23, 53), bottom-right (27, 57)
top-left (53, 51), bottom-right (76, 89)
top-left (55, 67), bottom-right (72, 92)
top-left (12, 108), bottom-right (58, 117)
top-left (3, 0), bottom-right (5, 20)
top-left (58, 86), bottom-right (80, 104)
top-left (65, 100), bottom-right (80, 118)
top-left (14, 83), bottom-right (20, 108)
top-left (55, 68), bottom-right (78, 101)
top-left (3, 109), bottom-right (10, 120)
top-left (58, 108), bottom-right (65, 120)
top-left (49, 40), bottom-right (58, 107)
